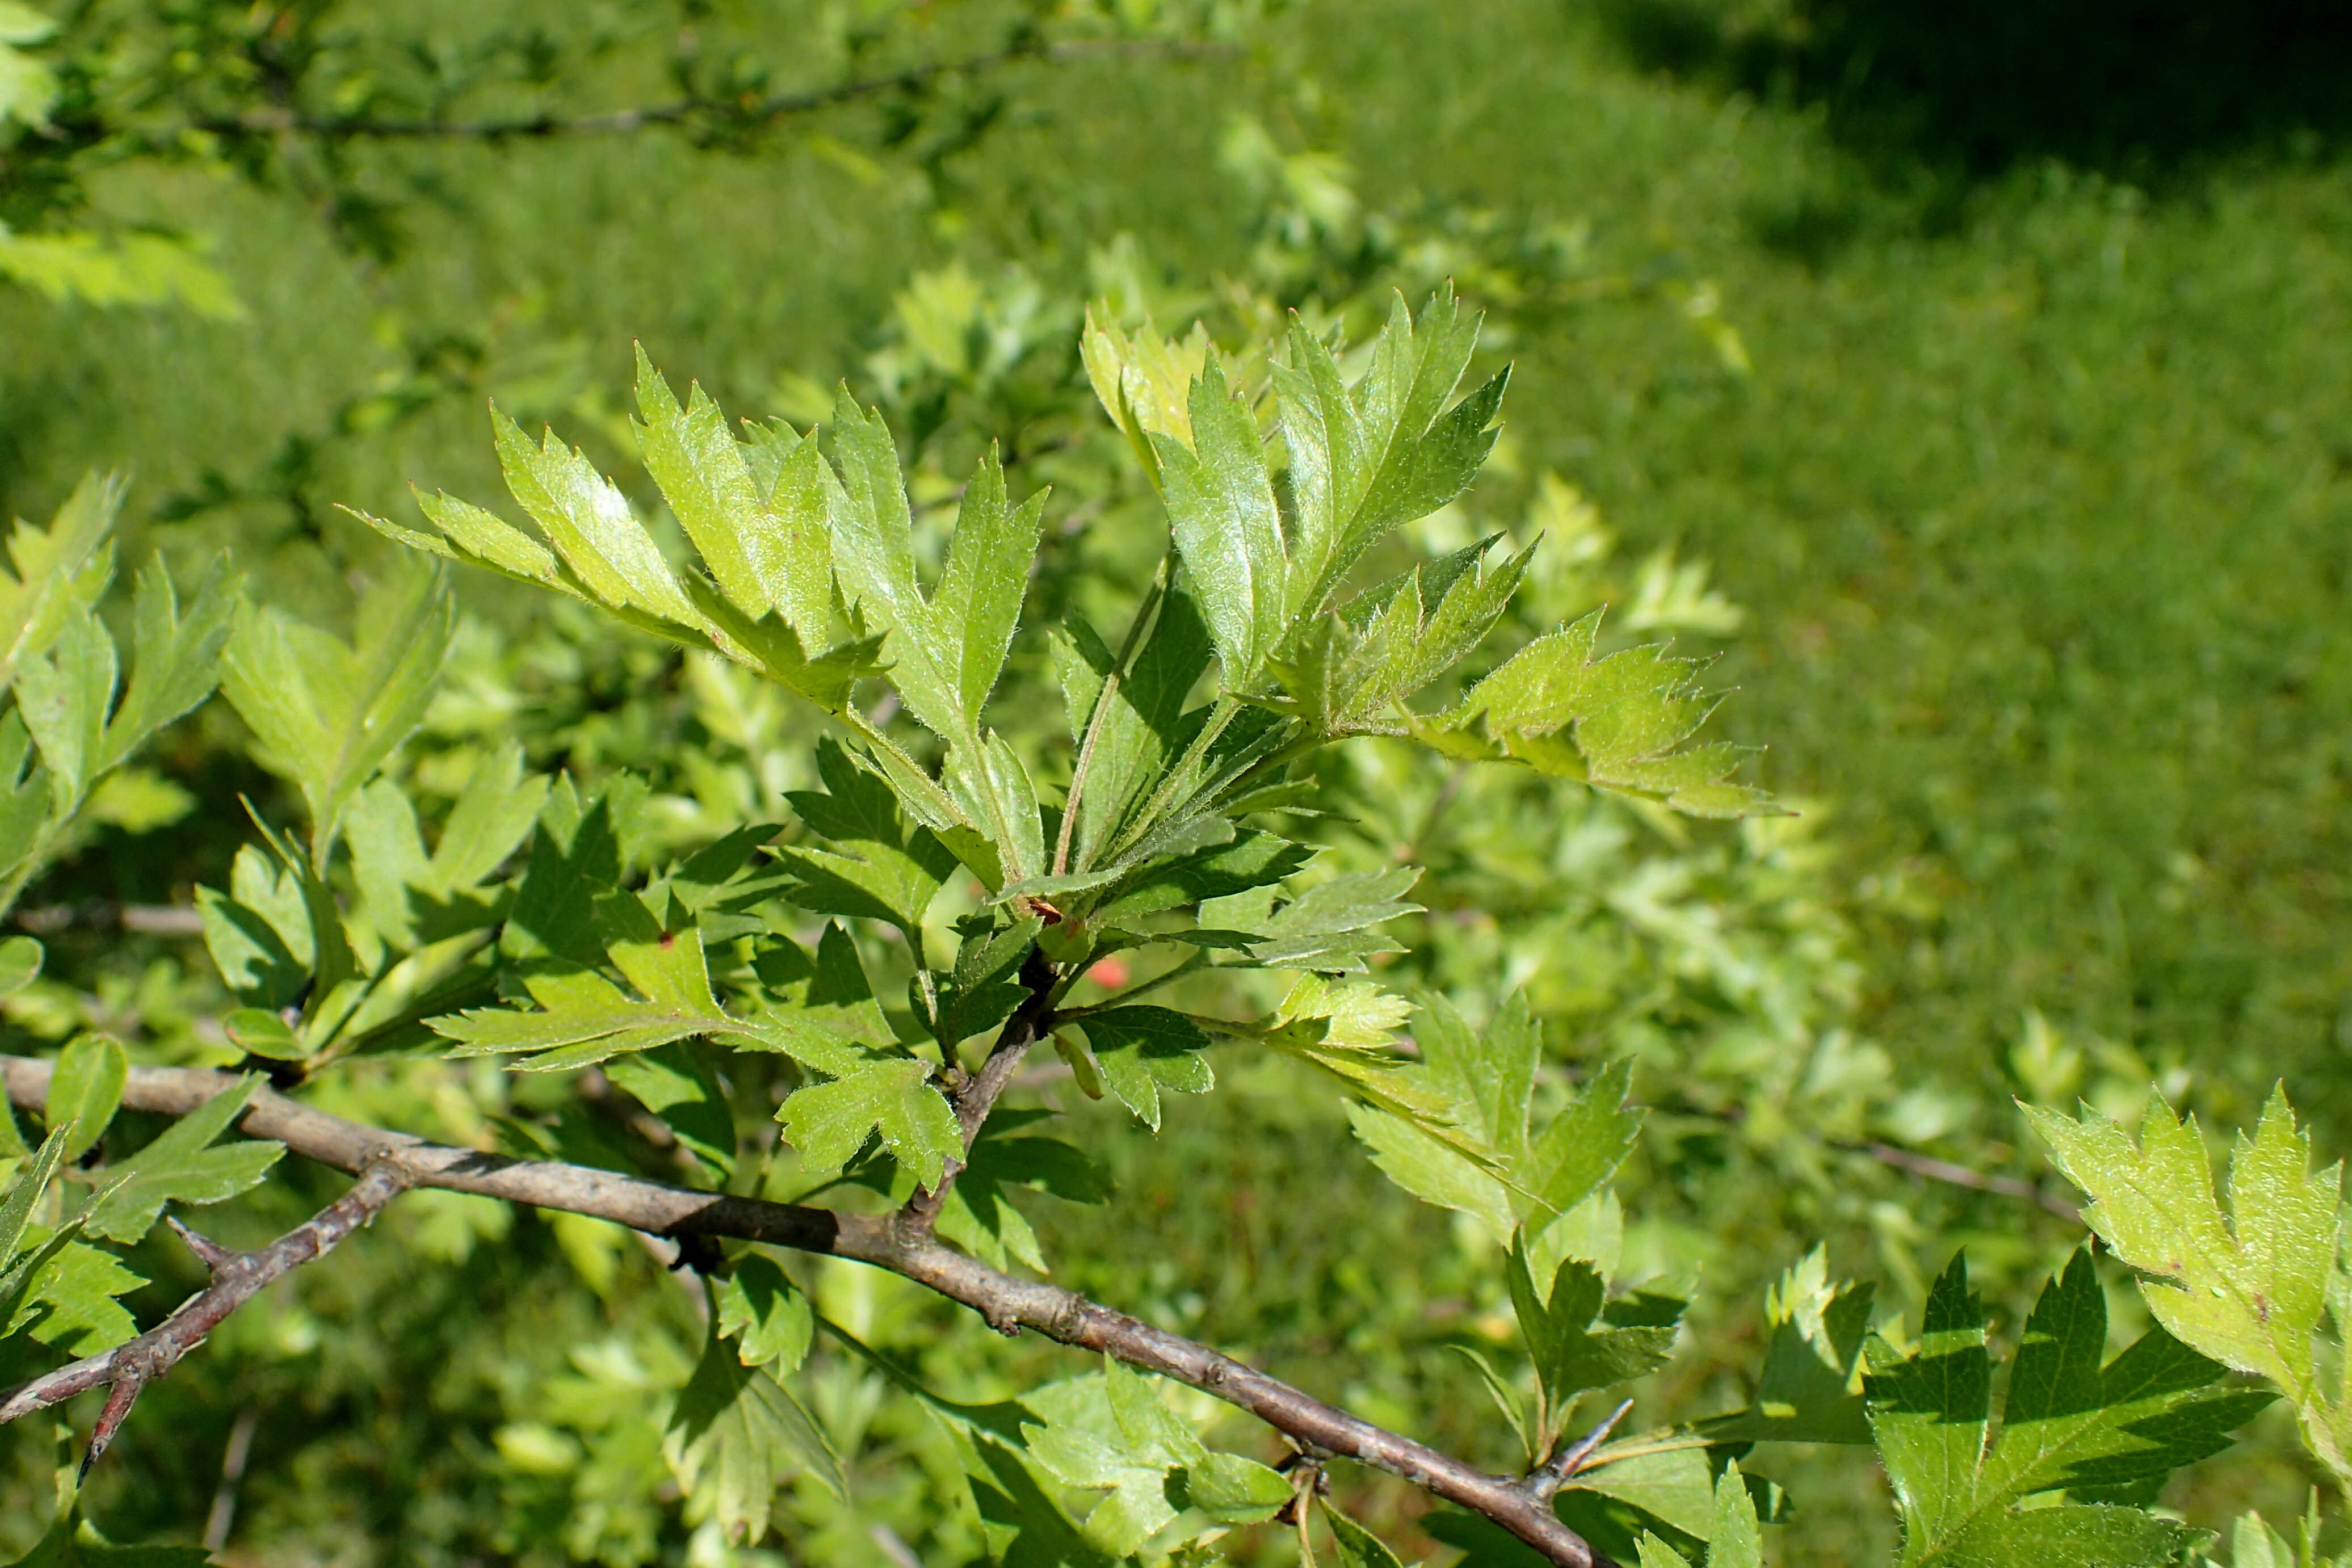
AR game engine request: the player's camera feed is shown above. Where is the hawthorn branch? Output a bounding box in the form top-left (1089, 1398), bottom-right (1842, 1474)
top-left (0, 1161), bottom-right (408, 1461)
top-left (900, 946), bottom-right (1061, 1238)
top-left (187, 39), bottom-right (1220, 144)
top-left (0, 1054), bottom-right (1616, 1568)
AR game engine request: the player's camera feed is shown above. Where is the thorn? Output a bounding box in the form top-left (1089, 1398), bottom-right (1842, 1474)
top-left (166, 1214), bottom-right (236, 1273)
top-left (1527, 1398), bottom-right (1633, 1500)
top-left (81, 1375), bottom-right (144, 1477)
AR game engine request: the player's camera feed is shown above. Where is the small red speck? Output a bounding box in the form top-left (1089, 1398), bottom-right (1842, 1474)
top-left (660, 932), bottom-right (677, 949)
top-left (1087, 957), bottom-right (1130, 990)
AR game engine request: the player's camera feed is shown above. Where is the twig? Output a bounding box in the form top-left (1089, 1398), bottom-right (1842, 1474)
top-left (1526, 1399), bottom-right (1632, 1503)
top-left (0, 1054), bottom-right (1616, 1568)
top-left (187, 39), bottom-right (1223, 144)
top-left (898, 947), bottom-right (1060, 1239)
top-left (202, 1409), bottom-right (261, 1553)
top-left (1850, 1140), bottom-right (2081, 1222)
top-left (0, 1161), bottom-right (409, 1464)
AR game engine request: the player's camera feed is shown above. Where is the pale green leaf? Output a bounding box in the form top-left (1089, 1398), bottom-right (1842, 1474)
top-left (664, 1326), bottom-right (844, 1545)
top-left (83, 1076), bottom-right (283, 1244)
top-left (0, 934), bottom-right (41, 998)
top-left (44, 1033), bottom-right (123, 1163)
top-left (220, 565), bottom-right (455, 864)
top-left (0, 472), bottom-right (116, 695)
top-left (1323, 1506), bottom-right (1409, 1568)
top-left (1074, 1007), bottom-right (1213, 1131)
top-left (1408, 608), bottom-right (1774, 818)
top-left (1153, 356), bottom-right (1287, 686)
top-left (2026, 1088), bottom-right (2345, 1473)
top-left (779, 1057), bottom-right (962, 1189)
top-left (715, 1255), bottom-right (813, 1373)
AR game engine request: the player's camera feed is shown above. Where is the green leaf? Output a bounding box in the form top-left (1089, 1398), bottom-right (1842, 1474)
top-left (1023, 1359), bottom-right (1206, 1556)
top-left (664, 1324), bottom-right (844, 1545)
top-left (604, 1041), bottom-right (737, 1177)
top-left (779, 1057), bottom-right (963, 1189)
top-left (3, 1237), bottom-right (141, 1355)
top-left (1246, 867), bottom-right (1423, 971)
top-left (83, 1077), bottom-right (285, 1245)
top-left (1508, 1248), bottom-right (1680, 1412)
top-left (1179, 1451), bottom-right (1291, 1524)
top-left (99, 554), bottom-right (238, 772)
top-left (1275, 288), bottom-right (1501, 624)
top-left (0, 472), bottom-right (117, 695)
top-left (16, 609), bottom-right (116, 812)
top-left (1864, 1252), bottom-right (2256, 1567)
top-left (1082, 307), bottom-right (1215, 484)
top-left (1406, 608), bottom-right (1773, 818)
top-left (2025, 1087), bottom-right (2345, 1479)
top-left (1049, 590), bottom-right (1217, 872)
top-left (933, 1127), bottom-right (1112, 1272)
top-left (715, 1255), bottom-right (813, 1373)
top-left (1700, 1248), bottom-right (1875, 1445)
top-left (196, 843), bottom-right (312, 1010)
top-left (0, 1126), bottom-right (68, 1275)
top-left (1560, 1440), bottom-right (1715, 1545)
top-left (1628, 1461), bottom-right (1763, 1568)
top-left (1265, 536), bottom-right (1528, 738)
top-left (635, 347), bottom-right (824, 637)
top-left (738, 922), bottom-right (892, 1074)
top-left (1074, 1007), bottom-right (1213, 1131)
top-left (220, 564), bottom-right (455, 865)
top-left (222, 1008), bottom-right (305, 1062)
top-left (1153, 356), bottom-right (1288, 686)
top-left (1093, 825), bottom-right (1311, 926)
top-left (44, 1033), bottom-right (124, 1163)
top-left (775, 738), bottom-right (958, 939)
top-left (1322, 1506), bottom-right (1410, 1568)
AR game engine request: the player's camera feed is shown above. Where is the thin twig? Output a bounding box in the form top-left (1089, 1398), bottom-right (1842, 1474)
top-left (186, 39), bottom-right (1224, 144)
top-left (0, 1161), bottom-right (409, 1463)
top-left (1526, 1399), bottom-right (1632, 1503)
top-left (202, 1409), bottom-right (261, 1553)
top-left (0, 1054), bottom-right (1616, 1568)
top-left (1853, 1140), bottom-right (2081, 1222)
top-left (898, 947), bottom-right (1060, 1239)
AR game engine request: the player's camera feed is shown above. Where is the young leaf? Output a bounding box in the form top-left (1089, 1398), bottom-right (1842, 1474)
top-left (220, 564), bottom-right (455, 864)
top-left (1508, 1247), bottom-right (1681, 1414)
top-left (83, 1076), bottom-right (285, 1243)
top-left (1864, 1252), bottom-right (2262, 1566)
top-left (1022, 1360), bottom-right (1208, 1556)
top-left (1700, 1248), bottom-right (1875, 1445)
top-left (15, 609), bottom-right (115, 813)
top-left (44, 1033), bottom-right (124, 1163)
top-left (1275, 289), bottom-right (1502, 624)
top-left (778, 1057), bottom-right (963, 1189)
top-left (1152, 356), bottom-right (1288, 687)
top-left (1323, 1505), bottom-right (1410, 1568)
top-left (1072, 1007), bottom-right (1214, 1131)
top-left (664, 1323), bottom-right (844, 1545)
top-left (197, 843), bottom-right (314, 1010)
top-left (98, 553), bottom-right (239, 771)
top-left (715, 1255), bottom-right (814, 1373)
top-left (2025, 1087), bottom-right (2349, 1482)
top-left (1245, 866), bottom-right (1423, 971)
top-left (0, 471), bottom-right (118, 694)
top-left (775, 738), bottom-right (959, 940)
top-left (1408, 609), bottom-right (1772, 819)
top-left (0, 1126), bottom-right (68, 1277)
